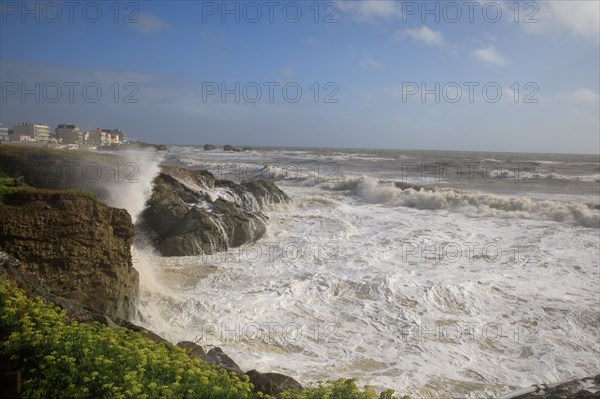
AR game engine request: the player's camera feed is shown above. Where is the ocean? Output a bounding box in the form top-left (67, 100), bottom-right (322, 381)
top-left (130, 147), bottom-right (599, 399)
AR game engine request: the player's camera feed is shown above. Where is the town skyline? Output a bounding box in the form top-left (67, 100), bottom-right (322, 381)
top-left (1, 1), bottom-right (599, 154)
top-left (0, 121), bottom-right (128, 147)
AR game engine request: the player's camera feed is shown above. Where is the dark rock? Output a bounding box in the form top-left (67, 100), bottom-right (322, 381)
top-left (224, 145), bottom-right (241, 152)
top-left (177, 341), bottom-right (207, 359)
top-left (243, 147), bottom-right (253, 151)
top-left (246, 369), bottom-right (303, 396)
top-left (0, 191), bottom-right (138, 320)
top-left (114, 319), bottom-right (167, 344)
top-left (205, 347), bottom-right (243, 375)
top-left (515, 375), bottom-right (600, 398)
top-left (138, 166), bottom-right (288, 257)
top-left (204, 144), bottom-right (216, 151)
top-left (241, 180), bottom-right (290, 208)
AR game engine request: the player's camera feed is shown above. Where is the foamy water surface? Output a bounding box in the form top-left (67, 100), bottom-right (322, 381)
top-left (132, 147), bottom-right (599, 398)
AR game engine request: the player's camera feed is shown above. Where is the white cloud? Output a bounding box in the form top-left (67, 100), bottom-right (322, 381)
top-left (338, 0), bottom-right (401, 22)
top-left (395, 26), bottom-right (445, 47)
top-left (524, 1), bottom-right (599, 42)
top-left (470, 46), bottom-right (508, 66)
top-left (132, 12), bottom-right (168, 34)
top-left (361, 55), bottom-right (382, 69)
top-left (567, 88), bottom-right (600, 102)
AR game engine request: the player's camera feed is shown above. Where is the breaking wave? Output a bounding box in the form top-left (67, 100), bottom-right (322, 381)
top-left (329, 176), bottom-right (600, 228)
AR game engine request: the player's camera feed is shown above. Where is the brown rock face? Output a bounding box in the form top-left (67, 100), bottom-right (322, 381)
top-left (0, 190), bottom-right (139, 320)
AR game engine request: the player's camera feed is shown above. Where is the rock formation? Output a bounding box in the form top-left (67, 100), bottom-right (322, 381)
top-left (0, 190), bottom-right (139, 320)
top-left (223, 145), bottom-right (241, 152)
top-left (138, 166), bottom-right (289, 257)
top-left (176, 341), bottom-right (303, 395)
top-left (204, 144), bottom-right (216, 150)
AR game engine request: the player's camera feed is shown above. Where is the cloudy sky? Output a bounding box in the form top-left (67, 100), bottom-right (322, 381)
top-left (0, 0), bottom-right (599, 153)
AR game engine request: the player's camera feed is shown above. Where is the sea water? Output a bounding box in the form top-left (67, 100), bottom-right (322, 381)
top-left (131, 147), bottom-right (599, 399)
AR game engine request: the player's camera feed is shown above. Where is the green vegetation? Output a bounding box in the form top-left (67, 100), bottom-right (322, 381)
top-left (0, 175), bottom-right (25, 203)
top-left (0, 281), bottom-right (255, 399)
top-left (0, 144), bottom-right (120, 190)
top-left (0, 281), bottom-right (410, 399)
top-left (0, 175), bottom-right (96, 204)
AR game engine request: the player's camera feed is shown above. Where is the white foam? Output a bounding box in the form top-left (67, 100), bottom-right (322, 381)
top-left (340, 177), bottom-right (600, 228)
top-left (135, 148), bottom-right (600, 398)
top-left (102, 150), bottom-right (163, 223)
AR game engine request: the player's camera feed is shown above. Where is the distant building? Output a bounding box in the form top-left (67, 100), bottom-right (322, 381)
top-left (8, 132), bottom-right (33, 142)
top-left (86, 129), bottom-right (106, 146)
top-left (55, 124), bottom-right (81, 145)
top-left (12, 122), bottom-right (50, 143)
top-left (112, 129), bottom-right (127, 143)
top-left (88, 128), bottom-right (124, 145)
top-left (0, 123), bottom-right (8, 142)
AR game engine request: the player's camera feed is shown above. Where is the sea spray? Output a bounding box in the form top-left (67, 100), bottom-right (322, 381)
top-left (90, 149), bottom-right (170, 325)
top-left (101, 150), bottom-right (163, 223)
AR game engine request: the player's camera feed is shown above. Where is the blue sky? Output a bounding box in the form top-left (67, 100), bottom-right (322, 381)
top-left (0, 0), bottom-right (599, 153)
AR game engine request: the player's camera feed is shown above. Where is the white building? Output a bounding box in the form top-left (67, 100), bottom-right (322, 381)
top-left (55, 124), bottom-right (81, 144)
top-left (86, 128), bottom-right (123, 145)
top-left (0, 123), bottom-right (9, 142)
top-left (12, 122), bottom-right (50, 143)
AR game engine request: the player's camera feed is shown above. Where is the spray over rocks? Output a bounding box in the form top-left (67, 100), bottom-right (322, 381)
top-left (137, 165), bottom-right (290, 257)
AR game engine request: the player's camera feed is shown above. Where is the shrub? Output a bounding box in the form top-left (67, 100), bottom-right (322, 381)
top-left (0, 281), bottom-right (255, 399)
top-left (0, 281), bottom-right (409, 399)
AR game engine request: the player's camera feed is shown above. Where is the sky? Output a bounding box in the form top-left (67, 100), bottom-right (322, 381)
top-left (0, 0), bottom-right (599, 153)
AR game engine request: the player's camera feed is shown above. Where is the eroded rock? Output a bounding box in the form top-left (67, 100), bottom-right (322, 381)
top-left (0, 191), bottom-right (138, 320)
top-left (138, 166), bottom-right (289, 257)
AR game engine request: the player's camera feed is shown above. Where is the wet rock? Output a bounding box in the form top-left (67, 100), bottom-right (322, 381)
top-left (138, 166), bottom-right (288, 257)
top-left (177, 341), bottom-right (207, 359)
top-left (245, 369), bottom-right (303, 396)
top-left (241, 180), bottom-right (290, 208)
top-left (175, 343), bottom-right (242, 375)
top-left (204, 144), bottom-right (216, 151)
top-left (205, 347), bottom-right (243, 375)
top-left (513, 375), bottom-right (600, 398)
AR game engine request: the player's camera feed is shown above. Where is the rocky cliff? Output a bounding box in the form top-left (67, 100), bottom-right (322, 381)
top-left (0, 189), bottom-right (138, 320)
top-left (138, 166), bottom-right (289, 257)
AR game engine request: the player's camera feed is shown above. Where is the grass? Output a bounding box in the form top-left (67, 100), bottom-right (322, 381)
top-left (0, 281), bottom-right (410, 399)
top-left (0, 174), bottom-right (97, 204)
top-left (0, 176), bottom-right (23, 203)
top-left (0, 144), bottom-right (121, 190)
